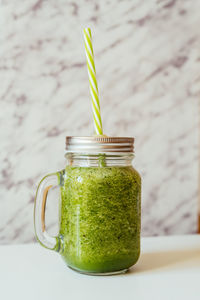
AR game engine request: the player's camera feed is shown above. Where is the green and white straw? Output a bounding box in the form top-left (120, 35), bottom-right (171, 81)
top-left (83, 27), bottom-right (103, 135)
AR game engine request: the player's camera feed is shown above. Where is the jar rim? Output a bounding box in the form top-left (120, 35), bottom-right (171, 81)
top-left (65, 136), bottom-right (134, 154)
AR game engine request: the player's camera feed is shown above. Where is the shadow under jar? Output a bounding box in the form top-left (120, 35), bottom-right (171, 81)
top-left (34, 136), bottom-right (141, 275)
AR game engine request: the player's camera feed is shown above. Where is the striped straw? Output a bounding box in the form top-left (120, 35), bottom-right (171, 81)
top-left (83, 28), bottom-right (103, 135)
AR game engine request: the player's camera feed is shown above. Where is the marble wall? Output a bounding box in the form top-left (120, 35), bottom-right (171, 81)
top-left (0, 0), bottom-right (199, 244)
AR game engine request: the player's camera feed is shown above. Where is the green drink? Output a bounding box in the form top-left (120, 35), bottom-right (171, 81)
top-left (60, 165), bottom-right (141, 273)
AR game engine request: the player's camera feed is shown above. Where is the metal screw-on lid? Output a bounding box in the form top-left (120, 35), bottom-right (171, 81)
top-left (65, 136), bottom-right (134, 153)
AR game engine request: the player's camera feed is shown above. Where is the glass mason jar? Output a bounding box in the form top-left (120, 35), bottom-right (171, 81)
top-left (34, 136), bottom-right (141, 275)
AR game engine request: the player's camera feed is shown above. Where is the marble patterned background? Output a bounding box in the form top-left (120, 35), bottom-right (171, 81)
top-left (0, 0), bottom-right (199, 244)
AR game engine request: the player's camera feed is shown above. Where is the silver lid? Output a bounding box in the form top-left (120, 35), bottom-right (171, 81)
top-left (65, 136), bottom-right (134, 153)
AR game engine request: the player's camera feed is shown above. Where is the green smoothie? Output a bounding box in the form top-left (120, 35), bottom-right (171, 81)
top-left (60, 165), bottom-right (141, 273)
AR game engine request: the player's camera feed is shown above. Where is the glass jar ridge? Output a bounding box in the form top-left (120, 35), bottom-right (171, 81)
top-left (65, 152), bottom-right (134, 167)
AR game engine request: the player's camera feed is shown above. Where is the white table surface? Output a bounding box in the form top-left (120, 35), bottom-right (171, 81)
top-left (1, 235), bottom-right (200, 300)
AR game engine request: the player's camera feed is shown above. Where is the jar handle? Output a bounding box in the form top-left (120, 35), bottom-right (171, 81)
top-left (34, 170), bottom-right (65, 251)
